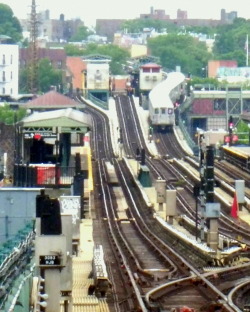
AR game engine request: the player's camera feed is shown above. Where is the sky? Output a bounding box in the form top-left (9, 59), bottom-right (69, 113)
top-left (1, 0), bottom-right (250, 27)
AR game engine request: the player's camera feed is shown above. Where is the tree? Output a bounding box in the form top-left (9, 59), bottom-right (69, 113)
top-left (0, 4), bottom-right (22, 42)
top-left (19, 58), bottom-right (64, 93)
top-left (38, 59), bottom-right (63, 92)
top-left (64, 44), bottom-right (84, 56)
top-left (120, 18), bottom-right (178, 33)
top-left (148, 34), bottom-right (211, 76)
top-left (213, 18), bottom-right (250, 66)
top-left (64, 43), bottom-right (130, 75)
top-left (69, 25), bottom-right (94, 42)
top-left (79, 43), bottom-right (129, 74)
top-left (0, 104), bottom-right (26, 124)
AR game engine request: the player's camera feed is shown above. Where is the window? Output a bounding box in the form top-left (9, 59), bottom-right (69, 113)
top-left (143, 68), bottom-right (150, 73)
top-left (155, 108), bottom-right (159, 114)
top-left (10, 88), bottom-right (13, 94)
top-left (10, 55), bottom-right (13, 64)
top-left (2, 54), bottom-right (5, 65)
top-left (11, 72), bottom-right (13, 80)
top-left (152, 68), bottom-right (160, 73)
top-left (2, 87), bottom-right (5, 94)
top-left (168, 108), bottom-right (173, 114)
top-left (2, 71), bottom-right (5, 81)
top-left (161, 108), bottom-right (166, 114)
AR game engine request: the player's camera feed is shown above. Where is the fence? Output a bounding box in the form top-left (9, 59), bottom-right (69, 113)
top-left (88, 93), bottom-right (108, 110)
top-left (13, 164), bottom-right (76, 188)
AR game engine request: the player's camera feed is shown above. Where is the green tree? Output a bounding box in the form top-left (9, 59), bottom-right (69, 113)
top-left (148, 34), bottom-right (211, 76)
top-left (19, 58), bottom-right (64, 93)
top-left (64, 44), bottom-right (84, 56)
top-left (69, 25), bottom-right (94, 42)
top-left (120, 18), bottom-right (178, 33)
top-left (0, 104), bottom-right (26, 124)
top-left (185, 25), bottom-right (216, 37)
top-left (235, 119), bottom-right (249, 144)
top-left (80, 43), bottom-right (129, 74)
top-left (64, 43), bottom-right (130, 75)
top-left (0, 4), bottom-right (22, 42)
top-left (38, 59), bottom-right (63, 92)
top-left (213, 18), bottom-right (250, 66)
top-left (19, 66), bottom-right (30, 93)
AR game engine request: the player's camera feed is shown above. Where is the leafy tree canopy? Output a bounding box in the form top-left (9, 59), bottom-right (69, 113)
top-left (38, 59), bottom-right (63, 93)
top-left (213, 18), bottom-right (250, 66)
top-left (0, 104), bottom-right (26, 124)
top-left (148, 34), bottom-right (211, 76)
top-left (69, 25), bottom-right (94, 42)
top-left (82, 43), bottom-right (130, 75)
top-left (64, 43), bottom-right (130, 75)
top-left (120, 17), bottom-right (250, 76)
top-left (0, 4), bottom-right (22, 42)
top-left (64, 44), bottom-right (84, 56)
top-left (120, 18), bottom-right (178, 33)
top-left (19, 58), bottom-right (64, 93)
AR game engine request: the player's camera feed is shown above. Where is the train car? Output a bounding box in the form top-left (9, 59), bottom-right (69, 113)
top-left (148, 72), bottom-right (185, 132)
top-left (139, 63), bottom-right (163, 93)
top-left (220, 145), bottom-right (250, 170)
top-left (104, 161), bottom-right (119, 185)
top-left (91, 244), bottom-right (112, 297)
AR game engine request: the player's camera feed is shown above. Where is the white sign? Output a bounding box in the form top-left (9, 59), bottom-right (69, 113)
top-left (59, 196), bottom-right (81, 224)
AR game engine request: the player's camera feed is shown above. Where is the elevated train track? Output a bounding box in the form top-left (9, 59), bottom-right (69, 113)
top-left (112, 94), bottom-right (250, 311)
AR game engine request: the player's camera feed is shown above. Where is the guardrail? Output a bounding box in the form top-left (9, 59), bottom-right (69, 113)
top-left (0, 229), bottom-right (34, 309)
top-left (178, 117), bottom-right (198, 153)
top-left (88, 93), bottom-right (108, 110)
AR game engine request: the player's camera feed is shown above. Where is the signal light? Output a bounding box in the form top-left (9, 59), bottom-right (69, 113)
top-left (228, 116), bottom-right (233, 129)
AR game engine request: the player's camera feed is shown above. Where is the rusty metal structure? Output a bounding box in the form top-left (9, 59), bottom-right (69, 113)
top-left (29, 0), bottom-right (39, 94)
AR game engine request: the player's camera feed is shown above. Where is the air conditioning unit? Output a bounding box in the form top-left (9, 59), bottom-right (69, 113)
top-left (145, 76), bottom-right (150, 81)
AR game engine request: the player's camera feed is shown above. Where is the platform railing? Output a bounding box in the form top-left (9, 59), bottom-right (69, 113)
top-left (13, 164), bottom-right (76, 188)
top-left (178, 117), bottom-right (198, 154)
top-left (88, 93), bottom-right (108, 110)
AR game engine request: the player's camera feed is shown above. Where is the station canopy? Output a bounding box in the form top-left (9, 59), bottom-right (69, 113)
top-left (20, 108), bottom-right (91, 137)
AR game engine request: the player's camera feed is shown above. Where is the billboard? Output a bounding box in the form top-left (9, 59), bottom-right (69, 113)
top-left (87, 63), bottom-right (109, 90)
top-left (217, 67), bottom-right (250, 79)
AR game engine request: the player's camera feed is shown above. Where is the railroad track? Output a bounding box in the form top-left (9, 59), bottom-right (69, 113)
top-left (77, 94), bottom-right (250, 311)
top-left (113, 95), bottom-right (249, 310)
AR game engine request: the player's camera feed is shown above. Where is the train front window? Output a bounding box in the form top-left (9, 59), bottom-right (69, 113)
top-left (168, 108), bottom-right (173, 114)
top-left (161, 108), bottom-right (166, 114)
top-left (155, 108), bottom-right (159, 114)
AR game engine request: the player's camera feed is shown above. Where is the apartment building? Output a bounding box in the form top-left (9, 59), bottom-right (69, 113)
top-left (0, 44), bottom-right (19, 97)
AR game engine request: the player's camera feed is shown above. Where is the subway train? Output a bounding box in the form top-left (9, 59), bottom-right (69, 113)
top-left (148, 72), bottom-right (185, 132)
top-left (90, 245), bottom-right (112, 297)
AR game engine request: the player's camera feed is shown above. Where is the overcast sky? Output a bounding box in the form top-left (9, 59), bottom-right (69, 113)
top-left (1, 0), bottom-right (250, 27)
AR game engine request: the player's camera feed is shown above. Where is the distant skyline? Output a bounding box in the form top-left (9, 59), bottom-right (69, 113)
top-left (1, 0), bottom-right (250, 27)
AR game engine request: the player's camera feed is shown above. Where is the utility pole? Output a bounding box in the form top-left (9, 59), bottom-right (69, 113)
top-left (29, 0), bottom-right (39, 94)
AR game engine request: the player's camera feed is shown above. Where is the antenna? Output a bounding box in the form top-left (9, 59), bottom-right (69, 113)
top-left (28, 0), bottom-right (39, 94)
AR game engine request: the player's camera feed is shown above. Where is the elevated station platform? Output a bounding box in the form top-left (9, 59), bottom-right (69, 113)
top-left (123, 156), bottom-right (246, 266)
top-left (221, 145), bottom-right (250, 158)
top-left (66, 220), bottom-right (110, 312)
top-left (175, 158), bottom-right (250, 225)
